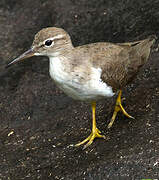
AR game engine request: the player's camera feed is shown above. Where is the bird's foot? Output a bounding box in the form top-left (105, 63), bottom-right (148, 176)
top-left (108, 102), bottom-right (134, 129)
top-left (75, 128), bottom-right (106, 149)
top-left (107, 90), bottom-right (134, 129)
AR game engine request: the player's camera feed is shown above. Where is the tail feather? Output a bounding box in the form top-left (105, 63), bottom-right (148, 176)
top-left (130, 35), bottom-right (157, 70)
top-left (147, 34), bottom-right (157, 42)
top-left (133, 35), bottom-right (156, 56)
top-left (117, 35), bottom-right (157, 48)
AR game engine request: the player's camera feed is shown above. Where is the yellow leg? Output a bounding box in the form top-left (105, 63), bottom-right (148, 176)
top-left (75, 102), bottom-right (106, 149)
top-left (108, 90), bottom-right (134, 129)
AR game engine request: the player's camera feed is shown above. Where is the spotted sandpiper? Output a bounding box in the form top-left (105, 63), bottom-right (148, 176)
top-left (7, 27), bottom-right (156, 149)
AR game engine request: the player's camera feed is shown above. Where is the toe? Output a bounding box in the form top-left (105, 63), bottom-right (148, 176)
top-left (75, 134), bottom-right (92, 147)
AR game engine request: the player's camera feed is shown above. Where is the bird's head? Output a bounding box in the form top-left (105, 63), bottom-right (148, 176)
top-left (7, 27), bottom-right (73, 67)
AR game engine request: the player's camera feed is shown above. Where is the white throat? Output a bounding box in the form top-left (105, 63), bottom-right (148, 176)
top-left (49, 56), bottom-right (66, 83)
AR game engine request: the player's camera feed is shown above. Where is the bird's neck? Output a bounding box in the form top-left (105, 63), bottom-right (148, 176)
top-left (48, 44), bottom-right (75, 81)
top-left (49, 43), bottom-right (74, 58)
top-left (49, 55), bottom-right (69, 82)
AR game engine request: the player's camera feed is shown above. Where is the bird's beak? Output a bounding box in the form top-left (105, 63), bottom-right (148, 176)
top-left (6, 48), bottom-right (35, 68)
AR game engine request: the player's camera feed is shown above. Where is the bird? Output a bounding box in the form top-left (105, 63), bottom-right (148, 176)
top-left (6, 27), bottom-right (156, 149)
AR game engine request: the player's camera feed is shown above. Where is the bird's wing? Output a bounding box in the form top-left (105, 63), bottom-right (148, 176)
top-left (80, 36), bottom-right (155, 91)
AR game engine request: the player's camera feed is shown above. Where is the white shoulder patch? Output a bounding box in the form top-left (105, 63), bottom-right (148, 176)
top-left (91, 67), bottom-right (114, 97)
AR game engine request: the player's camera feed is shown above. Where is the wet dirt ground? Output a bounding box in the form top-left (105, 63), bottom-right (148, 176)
top-left (0, 0), bottom-right (159, 179)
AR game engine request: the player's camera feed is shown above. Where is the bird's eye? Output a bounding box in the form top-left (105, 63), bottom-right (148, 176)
top-left (45, 40), bottom-right (53, 46)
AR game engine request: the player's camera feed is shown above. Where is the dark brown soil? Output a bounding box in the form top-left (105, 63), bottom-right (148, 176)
top-left (0, 0), bottom-right (159, 179)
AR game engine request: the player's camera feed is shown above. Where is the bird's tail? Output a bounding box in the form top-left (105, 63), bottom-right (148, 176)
top-left (131, 35), bottom-right (157, 63)
top-left (133, 35), bottom-right (157, 48)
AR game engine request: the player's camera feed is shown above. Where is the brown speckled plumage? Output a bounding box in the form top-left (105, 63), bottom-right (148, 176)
top-left (7, 27), bottom-right (156, 148)
top-left (58, 36), bottom-right (155, 92)
top-left (8, 27), bottom-right (156, 94)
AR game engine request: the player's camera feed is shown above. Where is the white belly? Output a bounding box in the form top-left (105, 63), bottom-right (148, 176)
top-left (49, 57), bottom-right (114, 101)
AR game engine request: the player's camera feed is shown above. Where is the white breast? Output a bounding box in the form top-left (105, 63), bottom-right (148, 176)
top-left (49, 56), bottom-right (114, 101)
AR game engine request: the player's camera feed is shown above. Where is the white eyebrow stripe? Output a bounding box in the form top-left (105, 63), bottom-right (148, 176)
top-left (44, 34), bottom-right (65, 43)
top-left (52, 34), bottom-right (65, 40)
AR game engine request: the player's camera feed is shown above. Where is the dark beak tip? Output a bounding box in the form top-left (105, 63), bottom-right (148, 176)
top-left (5, 59), bottom-right (17, 68)
top-left (5, 64), bottom-right (11, 69)
top-left (5, 48), bottom-right (34, 68)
